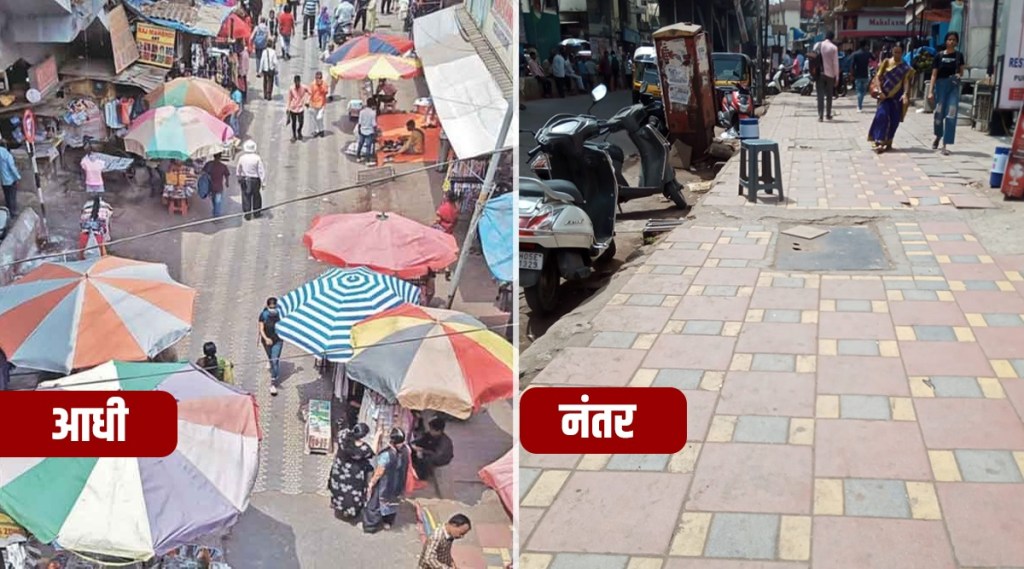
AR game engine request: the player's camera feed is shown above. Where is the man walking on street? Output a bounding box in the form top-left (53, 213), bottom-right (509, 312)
top-left (203, 153), bottom-right (230, 217)
top-left (287, 74), bottom-right (311, 142)
top-left (417, 514), bottom-right (471, 568)
top-left (251, 18), bottom-right (270, 71)
top-left (259, 37), bottom-right (279, 100)
top-left (814, 31), bottom-right (840, 121)
top-left (278, 6), bottom-right (295, 59)
top-left (309, 71), bottom-right (329, 137)
top-left (302, 0), bottom-right (319, 38)
top-left (258, 297), bottom-right (284, 396)
top-left (0, 140), bottom-right (20, 215)
top-left (851, 40), bottom-right (873, 112)
top-left (356, 96), bottom-right (378, 163)
top-left (551, 47), bottom-right (568, 98)
top-left (236, 139), bottom-right (266, 220)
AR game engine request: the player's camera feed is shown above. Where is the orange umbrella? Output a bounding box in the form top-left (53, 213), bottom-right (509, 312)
top-left (0, 256), bottom-right (196, 373)
top-left (144, 77), bottom-right (239, 120)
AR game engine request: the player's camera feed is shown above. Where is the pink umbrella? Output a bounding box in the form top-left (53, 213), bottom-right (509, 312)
top-left (124, 106), bottom-right (234, 160)
top-left (303, 211), bottom-right (458, 279)
top-left (479, 450), bottom-right (512, 517)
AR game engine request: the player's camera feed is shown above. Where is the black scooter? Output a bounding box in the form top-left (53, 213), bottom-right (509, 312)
top-left (527, 84), bottom-right (686, 209)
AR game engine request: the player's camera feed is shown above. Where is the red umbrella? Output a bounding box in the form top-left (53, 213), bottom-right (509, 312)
top-left (303, 211), bottom-right (458, 279)
top-left (218, 12), bottom-right (252, 49)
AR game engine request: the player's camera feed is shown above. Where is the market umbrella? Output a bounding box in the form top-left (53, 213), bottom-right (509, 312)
top-left (346, 304), bottom-right (513, 419)
top-left (144, 77), bottom-right (239, 120)
top-left (0, 361), bottom-right (260, 561)
top-left (276, 267), bottom-right (421, 363)
top-left (303, 211), bottom-right (458, 279)
top-left (328, 54), bottom-right (422, 80)
top-left (479, 449), bottom-right (513, 517)
top-left (124, 106), bottom-right (234, 160)
top-left (324, 34), bottom-right (415, 65)
top-left (218, 11), bottom-right (252, 46)
top-left (0, 256), bottom-right (196, 374)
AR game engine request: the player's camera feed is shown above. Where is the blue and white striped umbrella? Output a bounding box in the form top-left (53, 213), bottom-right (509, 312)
top-left (276, 267), bottom-right (421, 362)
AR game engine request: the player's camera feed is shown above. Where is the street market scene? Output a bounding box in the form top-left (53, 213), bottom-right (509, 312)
top-left (0, 0), bottom-right (514, 567)
top-left (520, 0), bottom-right (1024, 568)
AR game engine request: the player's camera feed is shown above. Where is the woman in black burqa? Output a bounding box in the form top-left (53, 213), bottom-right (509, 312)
top-left (327, 422), bottom-right (374, 520)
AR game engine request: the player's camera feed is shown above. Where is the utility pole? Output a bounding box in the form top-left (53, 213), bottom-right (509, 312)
top-left (445, 99), bottom-right (514, 310)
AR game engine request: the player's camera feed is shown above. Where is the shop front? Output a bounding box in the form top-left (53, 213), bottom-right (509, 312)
top-left (837, 9), bottom-right (914, 41)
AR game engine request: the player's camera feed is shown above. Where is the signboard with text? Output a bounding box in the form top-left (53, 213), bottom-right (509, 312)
top-left (1001, 108), bottom-right (1024, 198)
top-left (109, 5), bottom-right (140, 74)
top-left (839, 11), bottom-right (912, 38)
top-left (490, 0), bottom-right (513, 47)
top-left (136, 23), bottom-right (176, 69)
top-left (999, 0), bottom-right (1024, 110)
top-left (29, 56), bottom-right (59, 98)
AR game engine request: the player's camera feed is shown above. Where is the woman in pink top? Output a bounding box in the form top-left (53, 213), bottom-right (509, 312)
top-left (286, 74), bottom-right (311, 142)
top-left (80, 150), bottom-right (106, 193)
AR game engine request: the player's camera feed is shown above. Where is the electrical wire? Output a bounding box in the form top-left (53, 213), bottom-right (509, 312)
top-left (23, 322), bottom-right (515, 392)
top-left (1, 146), bottom-right (511, 269)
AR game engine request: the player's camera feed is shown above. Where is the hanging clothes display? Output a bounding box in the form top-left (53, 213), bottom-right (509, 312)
top-left (357, 389), bottom-right (414, 453)
top-left (948, 1), bottom-right (964, 39)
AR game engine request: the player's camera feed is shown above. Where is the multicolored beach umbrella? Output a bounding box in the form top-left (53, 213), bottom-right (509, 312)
top-left (0, 361), bottom-right (261, 561)
top-left (144, 77), bottom-right (239, 120)
top-left (0, 256), bottom-right (196, 374)
top-left (124, 106), bottom-right (234, 160)
top-left (276, 267), bottom-right (420, 363)
top-left (324, 34), bottom-right (414, 65)
top-left (328, 54), bottom-right (422, 80)
top-left (347, 304), bottom-right (513, 419)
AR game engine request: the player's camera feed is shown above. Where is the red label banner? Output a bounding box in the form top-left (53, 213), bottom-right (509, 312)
top-left (0, 391), bottom-right (178, 457)
top-left (520, 387), bottom-right (687, 455)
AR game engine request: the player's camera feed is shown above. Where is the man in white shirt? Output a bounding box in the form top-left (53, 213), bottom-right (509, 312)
top-left (551, 47), bottom-right (568, 98)
top-left (814, 31), bottom-right (841, 121)
top-left (258, 37), bottom-right (279, 100)
top-left (236, 140), bottom-right (267, 220)
top-left (356, 97), bottom-right (378, 164)
top-left (335, 0), bottom-right (355, 28)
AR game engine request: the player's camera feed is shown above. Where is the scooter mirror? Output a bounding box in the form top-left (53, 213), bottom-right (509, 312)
top-left (591, 84), bottom-right (608, 102)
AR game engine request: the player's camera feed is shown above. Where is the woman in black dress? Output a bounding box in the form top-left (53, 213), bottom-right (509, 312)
top-left (328, 422), bottom-right (374, 520)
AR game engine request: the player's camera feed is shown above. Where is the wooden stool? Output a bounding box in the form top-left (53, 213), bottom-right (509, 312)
top-left (168, 197), bottom-right (188, 216)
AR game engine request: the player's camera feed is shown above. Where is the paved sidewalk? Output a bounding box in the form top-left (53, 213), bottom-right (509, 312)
top-left (519, 94), bottom-right (1024, 568)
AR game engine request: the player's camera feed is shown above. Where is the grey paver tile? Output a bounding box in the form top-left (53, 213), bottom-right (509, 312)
top-left (913, 325), bottom-right (957, 342)
top-left (704, 513), bottom-right (779, 559)
top-left (765, 309), bottom-right (802, 323)
top-left (984, 314), bottom-right (1024, 327)
top-left (653, 266), bottom-right (686, 275)
top-left (751, 353), bottom-right (796, 372)
top-left (844, 479), bottom-right (911, 518)
top-left (929, 376), bottom-right (984, 398)
top-left (653, 369), bottom-right (703, 390)
top-left (521, 468), bottom-right (541, 499)
top-left (684, 320), bottom-right (725, 335)
top-left (550, 554), bottom-right (629, 569)
top-left (732, 416), bottom-right (790, 443)
top-left (840, 395), bottom-right (892, 420)
top-left (591, 332), bottom-right (639, 348)
top-left (836, 299), bottom-right (872, 312)
top-left (955, 450), bottom-right (1024, 483)
top-left (704, 285), bottom-right (739, 297)
top-left (837, 340), bottom-right (880, 356)
top-left (606, 454), bottom-right (671, 472)
top-left (628, 294), bottom-right (668, 306)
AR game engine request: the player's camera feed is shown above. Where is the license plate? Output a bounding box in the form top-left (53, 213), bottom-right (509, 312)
top-left (520, 252), bottom-right (545, 271)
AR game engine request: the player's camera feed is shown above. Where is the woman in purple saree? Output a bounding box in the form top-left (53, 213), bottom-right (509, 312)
top-left (867, 43), bottom-right (914, 153)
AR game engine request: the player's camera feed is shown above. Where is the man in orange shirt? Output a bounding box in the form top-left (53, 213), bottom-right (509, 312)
top-left (308, 71), bottom-right (330, 137)
top-left (277, 5), bottom-right (295, 60)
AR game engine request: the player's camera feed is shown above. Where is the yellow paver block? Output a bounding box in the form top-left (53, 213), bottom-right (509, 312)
top-left (737, 286), bottom-right (754, 297)
top-left (756, 275), bottom-right (773, 287)
top-left (964, 234), bottom-right (978, 242)
top-left (700, 371), bottom-right (725, 391)
top-left (609, 294), bottom-right (629, 305)
top-left (979, 377), bottom-right (1005, 399)
top-left (1006, 270), bottom-right (1024, 282)
top-left (953, 327), bottom-right (976, 342)
top-left (966, 313), bottom-right (988, 327)
top-left (936, 290), bottom-right (955, 301)
top-left (789, 418), bottom-right (815, 445)
top-left (730, 354), bottom-right (752, 371)
top-left (871, 301), bottom-right (889, 313)
top-left (669, 513), bottom-right (712, 556)
top-left (722, 322), bottom-right (743, 337)
top-left (717, 237), bottom-right (732, 245)
top-left (779, 516), bottom-right (812, 561)
top-left (661, 295), bottom-right (682, 307)
top-left (664, 320), bottom-right (686, 334)
top-left (801, 310), bottom-right (819, 324)
top-left (633, 333), bottom-right (659, 350)
top-left (637, 265), bottom-right (654, 274)
top-left (887, 290), bottom-right (905, 302)
top-left (796, 355), bottom-right (817, 373)
top-left (928, 450), bottom-right (962, 482)
top-left (906, 482), bottom-right (942, 520)
top-left (657, 243), bottom-right (672, 250)
top-left (814, 478), bottom-right (844, 515)
top-left (926, 234), bottom-right (939, 241)
top-left (1014, 452), bottom-right (1024, 479)
top-left (819, 339), bottom-right (838, 356)
top-left (992, 359), bottom-right (1019, 379)
top-left (948, 281), bottom-right (967, 292)
top-left (935, 255), bottom-right (951, 264)
top-left (896, 326), bottom-right (917, 341)
top-left (577, 454), bottom-right (611, 471)
top-left (746, 309), bottom-right (765, 323)
top-left (630, 368), bottom-right (658, 388)
top-left (816, 395), bottom-right (840, 419)
top-left (627, 558), bottom-right (664, 569)
top-left (706, 415), bottom-right (737, 442)
top-left (879, 341), bottom-right (900, 357)
top-left (890, 397), bottom-right (917, 421)
top-left (519, 553), bottom-right (553, 569)
top-left (909, 376), bottom-right (935, 397)
top-left (997, 280), bottom-right (1016, 292)
top-left (820, 299), bottom-right (836, 312)
top-left (688, 285), bottom-right (706, 296)
top-left (684, 266), bottom-right (701, 276)
top-left (521, 470), bottom-right (571, 507)
top-left (979, 255), bottom-right (994, 264)
top-left (704, 258), bottom-right (721, 268)
top-left (699, 243), bottom-right (714, 251)
top-left (669, 443), bottom-right (702, 474)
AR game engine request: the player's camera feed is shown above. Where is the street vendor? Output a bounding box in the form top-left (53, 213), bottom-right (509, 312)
top-left (375, 79), bottom-right (398, 112)
top-left (163, 159), bottom-right (198, 200)
top-left (434, 191), bottom-right (458, 234)
top-left (383, 119), bottom-right (424, 159)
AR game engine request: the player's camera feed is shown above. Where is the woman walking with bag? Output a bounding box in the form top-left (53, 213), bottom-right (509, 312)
top-left (867, 43), bottom-right (914, 153)
top-left (928, 32), bottom-right (965, 156)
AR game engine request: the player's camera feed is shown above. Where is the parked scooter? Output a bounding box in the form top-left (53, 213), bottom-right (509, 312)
top-left (767, 64), bottom-right (788, 95)
top-left (519, 85), bottom-right (686, 314)
top-left (717, 84), bottom-right (754, 131)
top-left (332, 18), bottom-right (352, 46)
top-left (791, 71), bottom-right (814, 96)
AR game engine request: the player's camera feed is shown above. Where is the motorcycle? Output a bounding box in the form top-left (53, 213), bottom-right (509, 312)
top-left (519, 85), bottom-right (686, 314)
top-left (716, 85), bottom-right (754, 131)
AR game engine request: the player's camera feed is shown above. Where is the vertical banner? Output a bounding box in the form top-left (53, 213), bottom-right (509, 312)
top-left (136, 23), bottom-right (177, 69)
top-left (109, 5), bottom-right (140, 74)
top-left (998, 0), bottom-right (1024, 110)
top-left (1001, 108), bottom-right (1024, 198)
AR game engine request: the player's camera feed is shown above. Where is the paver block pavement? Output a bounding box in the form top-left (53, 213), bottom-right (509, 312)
top-left (900, 341), bottom-right (994, 376)
top-left (664, 561), bottom-right (808, 569)
top-left (843, 479), bottom-right (911, 518)
top-left (814, 420), bottom-right (933, 480)
top-left (818, 312), bottom-right (895, 340)
top-left (717, 371), bottom-right (816, 417)
top-left (684, 390), bottom-right (719, 441)
top-left (704, 513), bottom-right (779, 559)
top-left (811, 517), bottom-right (957, 569)
top-left (816, 356), bottom-right (909, 396)
top-left (938, 483), bottom-right (1024, 566)
top-left (532, 347), bottom-right (646, 387)
top-left (749, 287), bottom-right (820, 310)
top-left (954, 450), bottom-right (1024, 482)
top-left (621, 273), bottom-right (695, 295)
top-left (592, 306), bottom-right (675, 334)
top-left (644, 335), bottom-right (738, 370)
top-left (889, 300), bottom-right (969, 326)
top-left (736, 323), bottom-right (818, 355)
top-left (915, 398), bottom-right (1024, 450)
top-left (674, 296), bottom-right (752, 321)
top-left (687, 443), bottom-right (813, 514)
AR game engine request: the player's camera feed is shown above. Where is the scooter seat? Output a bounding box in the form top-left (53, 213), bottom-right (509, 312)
top-left (520, 177), bottom-right (585, 206)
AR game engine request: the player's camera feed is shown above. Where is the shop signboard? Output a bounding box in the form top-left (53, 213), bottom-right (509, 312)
top-left (109, 5), bottom-right (140, 74)
top-left (136, 23), bottom-right (176, 69)
top-left (29, 56), bottom-right (59, 98)
top-left (491, 0), bottom-right (514, 47)
top-left (800, 0), bottom-right (827, 20)
top-left (998, 0), bottom-right (1024, 110)
top-left (305, 399), bottom-right (332, 454)
top-left (839, 10), bottom-right (911, 38)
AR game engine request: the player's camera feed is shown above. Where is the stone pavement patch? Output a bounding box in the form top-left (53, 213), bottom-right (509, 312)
top-left (843, 479), bottom-right (911, 518)
top-left (811, 517), bottom-right (956, 569)
top-left (938, 483), bottom-right (1024, 566)
top-left (774, 227), bottom-right (889, 271)
top-left (916, 398), bottom-right (1024, 450)
top-left (814, 420), bottom-right (932, 480)
top-left (704, 513), bottom-right (779, 559)
top-left (687, 443), bottom-right (812, 514)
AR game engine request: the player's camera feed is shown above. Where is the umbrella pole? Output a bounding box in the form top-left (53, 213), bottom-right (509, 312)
top-left (444, 99), bottom-right (513, 310)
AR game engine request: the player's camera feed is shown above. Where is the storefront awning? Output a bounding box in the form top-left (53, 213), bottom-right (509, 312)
top-left (413, 6), bottom-right (513, 160)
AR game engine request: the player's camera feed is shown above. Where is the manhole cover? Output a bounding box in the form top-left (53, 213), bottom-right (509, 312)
top-left (775, 225), bottom-right (890, 271)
